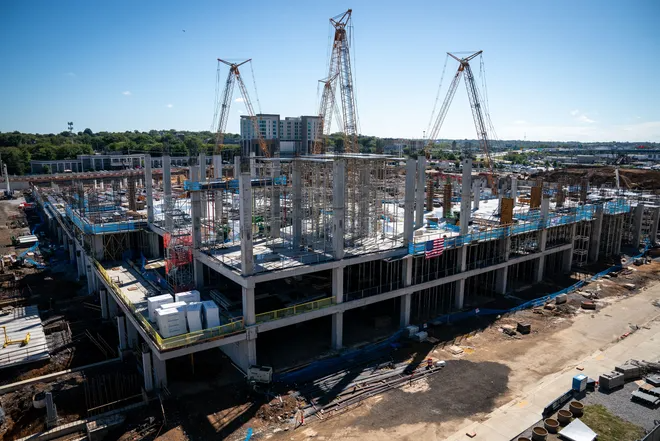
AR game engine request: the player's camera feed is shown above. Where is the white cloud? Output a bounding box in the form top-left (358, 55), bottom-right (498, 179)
top-left (166, 104), bottom-right (173, 108)
top-left (122, 91), bottom-right (131, 96)
top-left (65, 72), bottom-right (76, 77)
top-left (235, 97), bottom-right (245, 103)
top-left (237, 109), bottom-right (244, 115)
top-left (577, 114), bottom-right (596, 124)
top-left (570, 109), bottom-right (579, 116)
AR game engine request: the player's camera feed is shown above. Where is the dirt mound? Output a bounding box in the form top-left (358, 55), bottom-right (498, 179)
top-left (535, 167), bottom-right (660, 192)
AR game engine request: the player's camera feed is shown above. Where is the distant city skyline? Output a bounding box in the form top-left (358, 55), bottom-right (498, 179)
top-left (1, 0), bottom-right (658, 142)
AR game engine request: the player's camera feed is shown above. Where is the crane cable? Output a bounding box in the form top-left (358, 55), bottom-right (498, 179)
top-left (426, 54), bottom-right (450, 140)
top-left (211, 62), bottom-right (222, 132)
top-left (249, 60), bottom-right (263, 116)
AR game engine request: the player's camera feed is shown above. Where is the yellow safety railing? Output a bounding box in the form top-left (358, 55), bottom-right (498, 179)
top-left (255, 297), bottom-right (335, 324)
top-left (94, 260), bottom-right (244, 351)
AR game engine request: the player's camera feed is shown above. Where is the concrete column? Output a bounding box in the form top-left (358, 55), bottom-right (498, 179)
top-left (233, 156), bottom-right (241, 179)
top-left (460, 159), bottom-right (472, 236)
top-left (250, 152), bottom-right (257, 178)
top-left (147, 232), bottom-right (159, 258)
top-left (191, 190), bottom-right (204, 287)
top-left (292, 159), bottom-right (302, 249)
top-left (399, 256), bottom-right (413, 327)
top-left (331, 267), bottom-right (344, 349)
top-left (117, 315), bottom-right (127, 351)
top-left (107, 293), bottom-right (118, 318)
top-left (92, 235), bottom-right (104, 261)
top-left (270, 160), bottom-right (281, 239)
top-left (562, 248), bottom-right (573, 273)
top-left (68, 239), bottom-right (74, 262)
top-left (213, 155), bottom-right (223, 227)
top-left (632, 204), bottom-right (645, 246)
top-left (142, 351), bottom-right (154, 392)
top-left (495, 267), bottom-right (508, 295)
top-left (472, 180), bottom-right (480, 211)
top-left (511, 177), bottom-right (518, 207)
top-left (85, 262), bottom-right (95, 295)
top-left (242, 287), bottom-right (256, 326)
top-left (403, 159), bottom-right (416, 246)
top-left (198, 152), bottom-right (206, 181)
top-left (332, 159), bottom-right (346, 259)
top-left (535, 255), bottom-right (545, 283)
top-left (57, 226), bottom-right (62, 244)
top-left (100, 289), bottom-right (108, 319)
top-left (415, 156), bottom-right (426, 229)
top-left (163, 154), bottom-right (173, 231)
top-left (239, 173), bottom-right (254, 274)
top-left (359, 167), bottom-right (370, 236)
top-left (63, 236), bottom-right (68, 251)
top-left (651, 207), bottom-right (660, 245)
top-left (126, 317), bottom-right (138, 349)
top-left (331, 312), bottom-right (343, 350)
top-left (152, 356), bottom-right (167, 389)
top-left (145, 154), bottom-right (154, 224)
top-left (454, 279), bottom-right (465, 310)
top-left (589, 205), bottom-right (604, 262)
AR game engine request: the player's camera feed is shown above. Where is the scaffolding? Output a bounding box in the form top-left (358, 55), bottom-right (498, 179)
top-left (572, 220), bottom-right (591, 268)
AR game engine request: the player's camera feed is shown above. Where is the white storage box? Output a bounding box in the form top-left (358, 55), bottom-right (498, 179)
top-left (202, 300), bottom-right (220, 329)
top-left (175, 290), bottom-right (201, 304)
top-left (156, 308), bottom-right (187, 338)
top-left (186, 302), bottom-right (203, 332)
top-left (147, 294), bottom-right (174, 322)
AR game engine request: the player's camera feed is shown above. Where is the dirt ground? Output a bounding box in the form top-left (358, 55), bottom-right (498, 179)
top-left (534, 166), bottom-right (660, 192)
top-left (121, 259), bottom-right (660, 441)
top-left (0, 193), bottom-right (126, 440)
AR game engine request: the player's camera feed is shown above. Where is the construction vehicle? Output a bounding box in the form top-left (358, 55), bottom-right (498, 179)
top-left (2, 326), bottom-right (30, 348)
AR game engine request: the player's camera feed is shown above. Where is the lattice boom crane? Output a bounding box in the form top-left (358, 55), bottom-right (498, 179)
top-left (214, 58), bottom-right (270, 158)
top-left (425, 51), bottom-right (494, 174)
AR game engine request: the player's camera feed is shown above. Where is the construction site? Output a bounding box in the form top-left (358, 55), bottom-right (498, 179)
top-left (1, 8), bottom-right (660, 441)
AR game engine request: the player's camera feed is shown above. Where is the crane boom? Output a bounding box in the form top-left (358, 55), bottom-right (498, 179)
top-left (463, 62), bottom-right (493, 172)
top-left (314, 9), bottom-right (358, 155)
top-left (213, 58), bottom-right (270, 158)
top-left (424, 68), bottom-right (463, 156)
top-left (423, 51), bottom-right (494, 175)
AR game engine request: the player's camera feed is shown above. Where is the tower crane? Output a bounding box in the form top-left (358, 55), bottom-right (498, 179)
top-left (213, 58), bottom-right (270, 158)
top-left (313, 9), bottom-right (359, 154)
top-left (425, 51), bottom-right (494, 174)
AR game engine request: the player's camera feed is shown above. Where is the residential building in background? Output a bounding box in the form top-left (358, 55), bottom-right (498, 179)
top-left (241, 114), bottom-right (321, 157)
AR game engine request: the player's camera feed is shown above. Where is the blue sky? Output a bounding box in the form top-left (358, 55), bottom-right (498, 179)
top-left (1, 0), bottom-right (658, 142)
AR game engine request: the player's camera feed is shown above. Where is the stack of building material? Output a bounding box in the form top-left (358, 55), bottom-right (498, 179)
top-left (202, 300), bottom-right (220, 329)
top-left (599, 371), bottom-right (625, 390)
top-left (156, 308), bottom-right (186, 338)
top-left (175, 290), bottom-right (201, 304)
top-left (186, 302), bottom-right (203, 332)
top-left (147, 294), bottom-right (174, 322)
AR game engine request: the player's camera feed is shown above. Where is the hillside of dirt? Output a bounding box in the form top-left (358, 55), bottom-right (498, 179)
top-left (534, 167), bottom-right (660, 192)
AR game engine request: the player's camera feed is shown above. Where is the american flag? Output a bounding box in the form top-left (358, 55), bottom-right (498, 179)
top-left (425, 238), bottom-right (445, 259)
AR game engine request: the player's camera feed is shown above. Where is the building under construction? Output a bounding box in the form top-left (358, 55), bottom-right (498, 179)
top-left (27, 151), bottom-right (660, 391)
top-left (12, 8), bottom-right (660, 393)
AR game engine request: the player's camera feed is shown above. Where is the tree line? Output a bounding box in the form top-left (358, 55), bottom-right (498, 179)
top-left (0, 129), bottom-right (242, 175)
